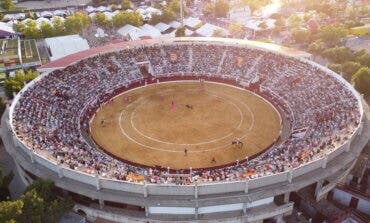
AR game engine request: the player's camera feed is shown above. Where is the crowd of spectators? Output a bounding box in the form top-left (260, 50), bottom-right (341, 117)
top-left (11, 43), bottom-right (362, 185)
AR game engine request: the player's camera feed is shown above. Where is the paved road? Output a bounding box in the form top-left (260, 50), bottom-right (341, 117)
top-left (16, 0), bottom-right (91, 10)
top-left (0, 142), bottom-right (27, 199)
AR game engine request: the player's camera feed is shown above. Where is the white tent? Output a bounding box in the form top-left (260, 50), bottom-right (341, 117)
top-left (196, 23), bottom-right (228, 37)
top-left (128, 29), bottom-right (146, 40)
top-left (86, 6), bottom-right (96, 13)
top-left (14, 13), bottom-right (26, 20)
top-left (36, 17), bottom-right (51, 28)
top-left (53, 10), bottom-right (67, 16)
top-left (21, 18), bottom-right (34, 25)
top-left (51, 16), bottom-right (65, 22)
top-left (97, 6), bottom-right (109, 12)
top-left (2, 14), bottom-right (15, 22)
top-left (103, 11), bottom-right (114, 20)
top-left (163, 30), bottom-right (176, 38)
top-left (45, 35), bottom-right (90, 61)
top-left (168, 20), bottom-right (181, 29)
top-left (185, 28), bottom-right (194, 36)
top-left (140, 24), bottom-right (162, 38)
top-left (155, 22), bottom-right (171, 32)
top-left (184, 17), bottom-right (202, 29)
top-left (243, 18), bottom-right (276, 31)
top-left (0, 22), bottom-right (16, 37)
top-left (40, 11), bottom-right (53, 18)
top-left (117, 24), bottom-right (140, 37)
top-left (95, 28), bottom-right (108, 38)
top-left (88, 12), bottom-right (96, 19)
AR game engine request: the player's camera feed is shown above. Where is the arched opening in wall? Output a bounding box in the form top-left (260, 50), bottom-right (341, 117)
top-left (76, 209), bottom-right (87, 217)
top-left (77, 209), bottom-right (87, 217)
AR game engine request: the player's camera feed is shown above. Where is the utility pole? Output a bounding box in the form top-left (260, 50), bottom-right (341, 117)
top-left (180, 0), bottom-right (184, 27)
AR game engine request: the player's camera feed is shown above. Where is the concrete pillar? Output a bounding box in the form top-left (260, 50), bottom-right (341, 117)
top-left (143, 182), bottom-right (148, 198)
top-left (284, 192), bottom-right (290, 204)
top-left (242, 202), bottom-right (247, 214)
top-left (99, 199), bottom-right (104, 209)
top-left (315, 180), bottom-right (323, 198)
top-left (194, 181), bottom-right (198, 199)
top-left (30, 151), bottom-right (35, 163)
top-left (274, 214), bottom-right (284, 223)
top-left (322, 155), bottom-right (328, 169)
top-left (96, 175), bottom-right (101, 191)
top-left (58, 166), bottom-right (63, 178)
top-left (195, 200), bottom-right (199, 220)
top-left (287, 170), bottom-right (293, 183)
top-left (195, 206), bottom-right (198, 220)
top-left (345, 141), bottom-right (351, 152)
top-left (358, 122), bottom-right (363, 136)
top-left (244, 178), bottom-right (249, 193)
top-left (145, 206), bottom-right (149, 217)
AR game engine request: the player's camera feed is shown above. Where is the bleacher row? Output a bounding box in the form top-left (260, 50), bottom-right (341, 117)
top-left (11, 43), bottom-right (362, 185)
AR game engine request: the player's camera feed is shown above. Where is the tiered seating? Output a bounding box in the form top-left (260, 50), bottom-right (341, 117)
top-left (11, 43), bottom-right (362, 185)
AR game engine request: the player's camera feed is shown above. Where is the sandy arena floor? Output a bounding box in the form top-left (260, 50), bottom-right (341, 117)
top-left (90, 81), bottom-right (281, 169)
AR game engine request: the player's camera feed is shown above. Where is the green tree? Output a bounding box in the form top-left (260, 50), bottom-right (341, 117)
top-left (328, 63), bottom-right (342, 75)
top-left (92, 12), bottom-right (110, 27)
top-left (112, 11), bottom-right (143, 28)
top-left (0, 97), bottom-right (6, 117)
top-left (23, 179), bottom-right (73, 223)
top-left (0, 200), bottom-right (23, 223)
top-left (229, 23), bottom-right (244, 38)
top-left (322, 46), bottom-right (355, 64)
top-left (342, 61), bottom-right (361, 80)
top-left (23, 20), bottom-right (40, 39)
top-left (1, 0), bottom-right (14, 11)
top-left (291, 29), bottom-right (310, 45)
top-left (25, 179), bottom-right (56, 203)
top-left (121, 0), bottom-right (132, 10)
top-left (18, 190), bottom-right (44, 223)
top-left (175, 26), bottom-right (185, 37)
top-left (214, 0), bottom-right (229, 18)
top-left (202, 3), bottom-right (215, 16)
top-left (14, 22), bottom-right (26, 34)
top-left (308, 40), bottom-right (326, 56)
top-left (212, 29), bottom-right (225, 37)
top-left (357, 53), bottom-right (370, 67)
top-left (287, 14), bottom-right (302, 29)
top-left (258, 21), bottom-right (268, 30)
top-left (241, 0), bottom-right (272, 12)
top-left (65, 12), bottom-right (90, 34)
top-left (352, 66), bottom-right (370, 96)
top-left (25, 12), bottom-right (34, 19)
top-left (319, 24), bottom-right (348, 46)
top-left (0, 168), bottom-right (14, 201)
top-left (4, 70), bottom-right (38, 98)
top-left (149, 7), bottom-right (176, 25)
top-left (52, 17), bottom-right (65, 36)
top-left (40, 21), bottom-right (54, 38)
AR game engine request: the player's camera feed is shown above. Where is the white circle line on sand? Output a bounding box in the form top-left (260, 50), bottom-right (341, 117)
top-left (129, 89), bottom-right (244, 146)
top-left (117, 86), bottom-right (260, 153)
